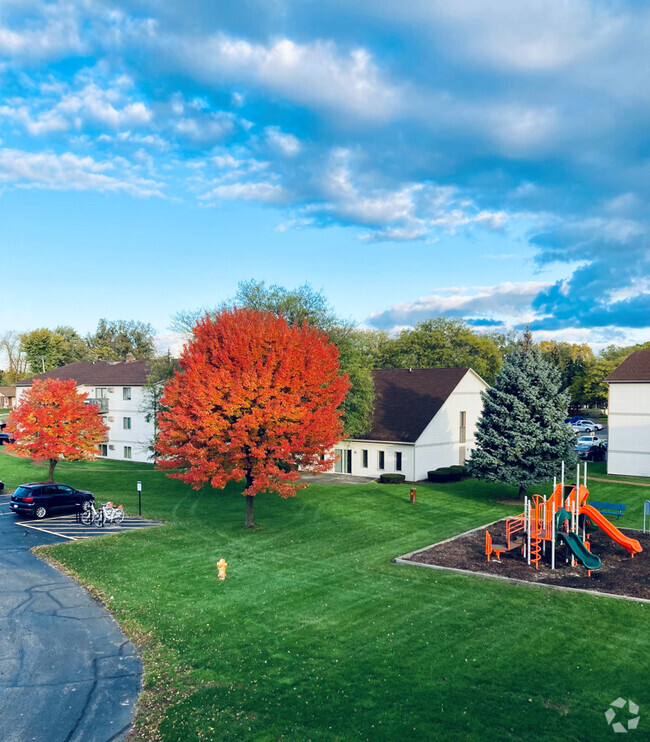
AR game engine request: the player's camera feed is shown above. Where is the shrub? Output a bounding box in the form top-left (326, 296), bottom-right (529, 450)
top-left (379, 473), bottom-right (406, 484)
top-left (427, 466), bottom-right (468, 483)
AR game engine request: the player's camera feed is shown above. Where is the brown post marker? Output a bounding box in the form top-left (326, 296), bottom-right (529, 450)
top-left (410, 487), bottom-right (416, 504)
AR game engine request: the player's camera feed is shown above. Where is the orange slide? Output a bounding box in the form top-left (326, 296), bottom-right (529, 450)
top-left (581, 504), bottom-right (642, 556)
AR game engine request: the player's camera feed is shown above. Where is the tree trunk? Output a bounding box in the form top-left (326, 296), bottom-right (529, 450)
top-left (518, 484), bottom-right (527, 500)
top-left (48, 459), bottom-right (57, 483)
top-left (244, 473), bottom-right (257, 528)
top-left (245, 495), bottom-right (256, 528)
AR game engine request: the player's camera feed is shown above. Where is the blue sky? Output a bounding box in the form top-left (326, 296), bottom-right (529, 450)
top-left (1, 0), bottom-right (649, 352)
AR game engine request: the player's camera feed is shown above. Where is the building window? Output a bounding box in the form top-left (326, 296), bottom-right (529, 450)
top-left (459, 411), bottom-right (466, 443)
top-left (96, 387), bottom-right (108, 399)
top-left (123, 387), bottom-right (132, 400)
top-left (395, 452), bottom-right (402, 471)
top-left (362, 449), bottom-right (368, 468)
top-left (378, 451), bottom-right (385, 470)
top-left (124, 446), bottom-right (132, 459)
top-left (99, 444), bottom-right (108, 457)
top-left (123, 417), bottom-right (131, 430)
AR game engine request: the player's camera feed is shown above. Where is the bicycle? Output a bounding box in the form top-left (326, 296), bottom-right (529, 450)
top-left (80, 500), bottom-right (99, 526)
top-left (80, 501), bottom-right (124, 527)
top-left (103, 501), bottom-right (125, 524)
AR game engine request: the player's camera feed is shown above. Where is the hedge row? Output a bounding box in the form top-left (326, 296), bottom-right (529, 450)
top-left (378, 473), bottom-right (406, 484)
top-left (427, 465), bottom-right (469, 483)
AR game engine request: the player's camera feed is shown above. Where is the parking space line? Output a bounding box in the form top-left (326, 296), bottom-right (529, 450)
top-left (13, 513), bottom-right (164, 541)
top-left (16, 521), bottom-right (78, 540)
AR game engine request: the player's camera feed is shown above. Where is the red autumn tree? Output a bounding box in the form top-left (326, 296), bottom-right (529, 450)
top-left (6, 378), bottom-right (109, 482)
top-left (155, 308), bottom-right (350, 527)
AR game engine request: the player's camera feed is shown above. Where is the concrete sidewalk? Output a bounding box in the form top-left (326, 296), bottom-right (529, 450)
top-left (300, 472), bottom-right (377, 485)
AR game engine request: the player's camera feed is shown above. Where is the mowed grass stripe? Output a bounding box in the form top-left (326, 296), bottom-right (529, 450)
top-left (2, 450), bottom-right (648, 741)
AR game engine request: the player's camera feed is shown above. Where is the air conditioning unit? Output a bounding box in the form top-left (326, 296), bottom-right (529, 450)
top-left (109, 444), bottom-right (115, 450)
top-left (108, 416), bottom-right (115, 422)
top-left (108, 388), bottom-right (114, 393)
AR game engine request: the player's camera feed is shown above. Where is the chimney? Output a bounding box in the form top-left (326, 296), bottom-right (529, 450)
top-left (125, 352), bottom-right (135, 363)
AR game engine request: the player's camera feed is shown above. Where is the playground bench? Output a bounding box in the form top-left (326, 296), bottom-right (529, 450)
top-left (590, 501), bottom-right (626, 520)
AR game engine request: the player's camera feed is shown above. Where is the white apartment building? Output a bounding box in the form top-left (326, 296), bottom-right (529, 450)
top-left (605, 349), bottom-right (650, 478)
top-left (15, 358), bottom-right (156, 464)
top-left (328, 367), bottom-right (488, 481)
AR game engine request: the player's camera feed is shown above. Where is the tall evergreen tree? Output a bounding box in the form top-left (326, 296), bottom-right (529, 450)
top-left (468, 330), bottom-right (577, 498)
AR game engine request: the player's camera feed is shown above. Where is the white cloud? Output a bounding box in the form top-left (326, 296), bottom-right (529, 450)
top-left (358, 225), bottom-right (428, 242)
top-left (265, 126), bottom-right (301, 156)
top-left (202, 181), bottom-right (286, 204)
top-left (0, 74), bottom-right (154, 138)
top-left (56, 82), bottom-right (153, 129)
top-left (154, 332), bottom-right (185, 357)
top-left (0, 2), bottom-right (85, 60)
top-left (0, 148), bottom-right (164, 197)
top-left (0, 104), bottom-right (68, 135)
top-left (380, 0), bottom-right (624, 72)
top-left (175, 113), bottom-right (235, 143)
top-left (172, 34), bottom-right (402, 122)
top-left (367, 281), bottom-right (550, 329)
top-left (486, 104), bottom-right (560, 156)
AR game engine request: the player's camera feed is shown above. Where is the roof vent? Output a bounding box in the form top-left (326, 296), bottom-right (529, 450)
top-left (125, 352), bottom-right (135, 363)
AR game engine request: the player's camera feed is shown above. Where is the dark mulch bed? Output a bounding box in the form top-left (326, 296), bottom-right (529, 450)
top-left (407, 520), bottom-right (650, 600)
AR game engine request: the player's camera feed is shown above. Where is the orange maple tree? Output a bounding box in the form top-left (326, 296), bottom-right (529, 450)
top-left (6, 378), bottom-right (109, 482)
top-left (155, 308), bottom-right (350, 527)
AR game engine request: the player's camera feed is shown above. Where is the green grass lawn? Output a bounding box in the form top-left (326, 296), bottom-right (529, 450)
top-left (587, 460), bottom-right (650, 487)
top-left (2, 449), bottom-right (649, 741)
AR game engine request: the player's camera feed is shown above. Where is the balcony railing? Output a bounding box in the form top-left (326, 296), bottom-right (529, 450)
top-left (86, 398), bottom-right (109, 414)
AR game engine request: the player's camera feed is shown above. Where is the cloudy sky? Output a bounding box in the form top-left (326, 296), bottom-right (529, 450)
top-left (1, 0), bottom-right (649, 351)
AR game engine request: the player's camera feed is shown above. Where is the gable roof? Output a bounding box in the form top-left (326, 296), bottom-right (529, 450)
top-left (605, 350), bottom-right (650, 382)
top-left (15, 360), bottom-right (152, 387)
top-left (0, 386), bottom-right (16, 396)
top-left (358, 368), bottom-right (478, 443)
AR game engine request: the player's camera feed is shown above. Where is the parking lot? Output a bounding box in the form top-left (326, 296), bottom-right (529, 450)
top-left (0, 493), bottom-right (163, 540)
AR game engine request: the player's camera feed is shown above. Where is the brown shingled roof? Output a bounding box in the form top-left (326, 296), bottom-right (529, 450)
top-left (359, 368), bottom-right (477, 443)
top-left (605, 349), bottom-right (650, 382)
top-left (15, 360), bottom-right (152, 387)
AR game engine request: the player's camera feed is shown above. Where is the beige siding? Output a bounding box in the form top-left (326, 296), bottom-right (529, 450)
top-left (325, 441), bottom-right (414, 479)
top-left (413, 369), bottom-right (486, 481)
top-left (607, 382), bottom-right (650, 477)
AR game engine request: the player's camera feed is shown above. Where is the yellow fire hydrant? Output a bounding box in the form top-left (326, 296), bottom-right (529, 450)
top-left (217, 558), bottom-right (228, 581)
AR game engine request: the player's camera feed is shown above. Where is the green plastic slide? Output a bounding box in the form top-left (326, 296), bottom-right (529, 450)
top-left (556, 531), bottom-right (602, 570)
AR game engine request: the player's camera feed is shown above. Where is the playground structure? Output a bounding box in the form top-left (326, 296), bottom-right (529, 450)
top-left (486, 462), bottom-right (643, 575)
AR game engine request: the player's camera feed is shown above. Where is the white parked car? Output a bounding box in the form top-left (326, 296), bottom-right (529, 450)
top-left (576, 434), bottom-right (602, 447)
top-left (572, 419), bottom-right (603, 433)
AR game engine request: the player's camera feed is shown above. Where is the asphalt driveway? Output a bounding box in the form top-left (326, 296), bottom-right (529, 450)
top-left (0, 501), bottom-right (141, 742)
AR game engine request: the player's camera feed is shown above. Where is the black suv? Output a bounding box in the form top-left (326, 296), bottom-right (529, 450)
top-left (10, 483), bottom-right (95, 519)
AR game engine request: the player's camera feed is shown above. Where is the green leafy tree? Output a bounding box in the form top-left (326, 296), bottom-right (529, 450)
top-left (538, 340), bottom-right (594, 393)
top-left (485, 328), bottom-right (520, 357)
top-left (20, 329), bottom-right (66, 373)
top-left (55, 326), bottom-right (94, 364)
top-left (570, 358), bottom-right (617, 407)
top-left (467, 331), bottom-right (577, 498)
top-left (377, 318), bottom-right (502, 383)
top-left (140, 354), bottom-right (177, 453)
top-left (171, 280), bottom-right (374, 437)
top-left (87, 319), bottom-right (156, 361)
top-left (20, 327), bottom-right (93, 374)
